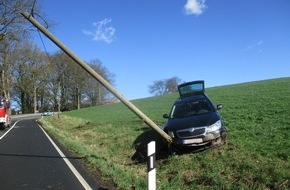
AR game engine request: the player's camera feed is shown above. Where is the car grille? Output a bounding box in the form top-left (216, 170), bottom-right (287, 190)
top-left (176, 127), bottom-right (206, 138)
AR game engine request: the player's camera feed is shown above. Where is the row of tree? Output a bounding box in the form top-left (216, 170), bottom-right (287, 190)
top-left (4, 40), bottom-right (115, 113)
top-left (0, 0), bottom-right (115, 113)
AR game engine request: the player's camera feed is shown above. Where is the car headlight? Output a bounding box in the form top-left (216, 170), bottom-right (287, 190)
top-left (207, 120), bottom-right (221, 133)
top-left (168, 130), bottom-right (175, 138)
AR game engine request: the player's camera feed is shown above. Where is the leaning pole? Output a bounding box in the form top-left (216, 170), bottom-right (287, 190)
top-left (21, 12), bottom-right (172, 144)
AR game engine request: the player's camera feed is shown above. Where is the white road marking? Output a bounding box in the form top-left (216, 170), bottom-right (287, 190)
top-left (38, 125), bottom-right (93, 190)
top-left (0, 120), bottom-right (20, 140)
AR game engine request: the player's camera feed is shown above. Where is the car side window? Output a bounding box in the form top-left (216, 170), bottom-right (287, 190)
top-left (172, 104), bottom-right (186, 118)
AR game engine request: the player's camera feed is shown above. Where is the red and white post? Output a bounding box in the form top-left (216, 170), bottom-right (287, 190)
top-left (147, 141), bottom-right (156, 190)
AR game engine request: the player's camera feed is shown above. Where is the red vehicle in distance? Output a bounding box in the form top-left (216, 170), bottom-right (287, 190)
top-left (0, 96), bottom-right (11, 130)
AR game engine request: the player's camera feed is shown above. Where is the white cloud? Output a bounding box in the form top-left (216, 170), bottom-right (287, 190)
top-left (246, 40), bottom-right (264, 53)
top-left (83, 18), bottom-right (116, 44)
top-left (184, 0), bottom-right (207, 16)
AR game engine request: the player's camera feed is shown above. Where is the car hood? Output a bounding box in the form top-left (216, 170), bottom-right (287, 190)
top-left (165, 112), bottom-right (220, 131)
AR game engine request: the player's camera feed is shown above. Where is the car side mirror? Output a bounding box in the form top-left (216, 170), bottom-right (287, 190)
top-left (217, 104), bottom-right (223, 110)
top-left (163, 114), bottom-right (169, 118)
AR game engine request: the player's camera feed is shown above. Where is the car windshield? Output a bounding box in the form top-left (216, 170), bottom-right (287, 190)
top-left (170, 98), bottom-right (213, 118)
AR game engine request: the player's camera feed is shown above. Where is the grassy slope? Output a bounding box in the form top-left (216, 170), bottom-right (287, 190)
top-left (40, 77), bottom-right (290, 190)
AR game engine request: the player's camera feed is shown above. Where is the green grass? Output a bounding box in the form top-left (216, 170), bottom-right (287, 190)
top-left (40, 77), bottom-right (290, 190)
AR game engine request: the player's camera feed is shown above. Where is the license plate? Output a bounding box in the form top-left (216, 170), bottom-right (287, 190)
top-left (183, 138), bottom-right (203, 144)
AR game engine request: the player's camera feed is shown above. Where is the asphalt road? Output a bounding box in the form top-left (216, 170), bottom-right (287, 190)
top-left (0, 115), bottom-right (103, 190)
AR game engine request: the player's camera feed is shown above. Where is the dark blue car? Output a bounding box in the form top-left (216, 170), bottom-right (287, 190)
top-left (163, 81), bottom-right (227, 153)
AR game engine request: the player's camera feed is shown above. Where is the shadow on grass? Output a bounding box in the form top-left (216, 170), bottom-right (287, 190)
top-left (131, 128), bottom-right (168, 163)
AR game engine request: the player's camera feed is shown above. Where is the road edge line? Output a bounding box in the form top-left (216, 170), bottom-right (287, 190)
top-left (38, 124), bottom-right (93, 190)
top-left (0, 120), bottom-right (20, 140)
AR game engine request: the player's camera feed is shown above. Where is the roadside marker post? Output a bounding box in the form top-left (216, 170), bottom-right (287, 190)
top-left (147, 141), bottom-right (156, 190)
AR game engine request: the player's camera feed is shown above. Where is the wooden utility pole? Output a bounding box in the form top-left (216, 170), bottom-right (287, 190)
top-left (21, 12), bottom-right (172, 144)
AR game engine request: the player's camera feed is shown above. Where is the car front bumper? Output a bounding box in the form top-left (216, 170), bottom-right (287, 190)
top-left (172, 130), bottom-right (224, 147)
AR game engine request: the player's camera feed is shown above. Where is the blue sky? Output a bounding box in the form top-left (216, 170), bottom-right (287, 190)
top-left (35, 0), bottom-right (290, 100)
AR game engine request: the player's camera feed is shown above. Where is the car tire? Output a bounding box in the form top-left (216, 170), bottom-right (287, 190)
top-left (0, 124), bottom-right (5, 130)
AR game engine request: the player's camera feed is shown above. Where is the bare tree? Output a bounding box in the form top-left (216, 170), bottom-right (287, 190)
top-left (11, 41), bottom-right (46, 113)
top-left (0, 0), bottom-right (47, 43)
top-left (0, 37), bottom-right (14, 99)
top-left (10, 47), bottom-right (116, 111)
top-left (1, 0), bottom-right (46, 107)
top-left (149, 76), bottom-right (182, 96)
top-left (148, 80), bottom-right (166, 96)
top-left (48, 51), bottom-right (72, 111)
top-left (47, 54), bottom-right (116, 110)
top-left (83, 59), bottom-right (115, 106)
top-left (165, 76), bottom-right (182, 93)
top-left (68, 58), bottom-right (87, 110)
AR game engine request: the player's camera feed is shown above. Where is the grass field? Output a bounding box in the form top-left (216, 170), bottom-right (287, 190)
top-left (40, 77), bottom-right (290, 190)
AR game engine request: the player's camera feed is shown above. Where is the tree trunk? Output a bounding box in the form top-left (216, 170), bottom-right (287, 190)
top-left (33, 85), bottom-right (37, 113)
